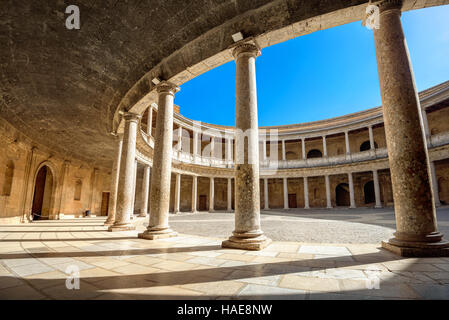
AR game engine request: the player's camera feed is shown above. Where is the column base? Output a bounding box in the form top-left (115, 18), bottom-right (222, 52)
top-left (138, 214), bottom-right (147, 218)
top-left (382, 237), bottom-right (449, 257)
top-left (107, 223), bottom-right (135, 232)
top-left (138, 227), bottom-right (178, 240)
top-left (375, 205), bottom-right (383, 209)
top-left (104, 219), bottom-right (114, 226)
top-left (173, 211), bottom-right (181, 215)
top-left (222, 232), bottom-right (272, 251)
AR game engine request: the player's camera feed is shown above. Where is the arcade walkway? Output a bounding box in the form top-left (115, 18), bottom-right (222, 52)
top-left (1, 213), bottom-right (449, 300)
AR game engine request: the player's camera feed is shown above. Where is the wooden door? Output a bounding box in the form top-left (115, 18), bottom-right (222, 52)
top-left (288, 194), bottom-right (297, 208)
top-left (101, 192), bottom-right (110, 216)
top-left (199, 195), bottom-right (207, 211)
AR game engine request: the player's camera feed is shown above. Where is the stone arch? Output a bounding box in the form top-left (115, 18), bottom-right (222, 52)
top-left (307, 149), bottom-right (322, 159)
top-left (364, 180), bottom-right (375, 204)
top-left (336, 183), bottom-right (350, 206)
top-left (31, 162), bottom-right (57, 220)
top-left (360, 140), bottom-right (378, 151)
top-left (1, 160), bottom-right (15, 196)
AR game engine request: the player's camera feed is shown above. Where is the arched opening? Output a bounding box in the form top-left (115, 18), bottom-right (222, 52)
top-left (31, 165), bottom-right (54, 220)
top-left (1, 160), bottom-right (14, 196)
top-left (336, 183), bottom-right (350, 206)
top-left (360, 140), bottom-right (378, 151)
top-left (364, 180), bottom-right (375, 204)
top-left (307, 149), bottom-right (322, 159)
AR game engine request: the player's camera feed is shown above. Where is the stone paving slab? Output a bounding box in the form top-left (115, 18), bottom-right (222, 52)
top-left (0, 217), bottom-right (448, 300)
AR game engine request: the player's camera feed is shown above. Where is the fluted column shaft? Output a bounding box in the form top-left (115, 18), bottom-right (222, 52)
top-left (105, 133), bottom-right (123, 226)
top-left (373, 1), bottom-right (448, 255)
top-left (139, 82), bottom-right (179, 240)
top-left (222, 42), bottom-right (271, 250)
top-left (108, 113), bottom-right (140, 231)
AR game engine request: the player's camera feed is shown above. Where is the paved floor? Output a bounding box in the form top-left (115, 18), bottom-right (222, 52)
top-left (163, 207), bottom-right (449, 244)
top-left (0, 214), bottom-right (448, 300)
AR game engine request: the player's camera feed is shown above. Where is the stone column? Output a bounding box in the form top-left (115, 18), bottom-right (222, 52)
top-left (108, 113), bottom-right (140, 231)
top-left (373, 169), bottom-right (382, 208)
top-left (262, 139), bottom-right (267, 160)
top-left (345, 131), bottom-right (351, 154)
top-left (222, 41), bottom-right (271, 250)
top-left (105, 133), bottom-right (123, 226)
top-left (430, 161), bottom-right (441, 207)
top-left (301, 138), bottom-right (306, 160)
top-left (174, 173), bottom-right (181, 214)
top-left (210, 136), bottom-right (215, 158)
top-left (192, 176), bottom-right (198, 213)
top-left (304, 177), bottom-right (310, 209)
top-left (193, 131), bottom-right (199, 160)
top-left (177, 126), bottom-right (182, 152)
top-left (139, 165), bottom-right (150, 217)
top-left (421, 107), bottom-right (431, 145)
top-left (147, 105), bottom-right (153, 136)
top-left (139, 81), bottom-right (179, 240)
top-left (131, 159), bottom-right (138, 218)
top-left (373, 0), bottom-right (448, 256)
top-left (283, 177), bottom-right (288, 209)
top-left (281, 140), bottom-right (286, 161)
top-left (325, 175), bottom-right (332, 208)
top-left (209, 177), bottom-right (215, 212)
top-left (227, 178), bottom-right (233, 211)
top-left (322, 136), bottom-right (328, 157)
top-left (264, 178), bottom-right (269, 210)
top-left (348, 172), bottom-right (356, 208)
top-left (369, 125), bottom-right (375, 150)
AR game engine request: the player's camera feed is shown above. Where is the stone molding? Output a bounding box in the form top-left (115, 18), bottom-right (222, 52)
top-left (375, 0), bottom-right (403, 13)
top-left (155, 81), bottom-right (180, 96)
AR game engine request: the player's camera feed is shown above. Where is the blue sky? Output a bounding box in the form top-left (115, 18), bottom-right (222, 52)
top-left (175, 5), bottom-right (449, 127)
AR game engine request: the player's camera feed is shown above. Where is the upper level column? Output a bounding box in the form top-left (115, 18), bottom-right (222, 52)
top-left (147, 105), bottom-right (153, 136)
top-left (281, 140), bottom-right (286, 161)
top-left (322, 136), bottom-right (328, 157)
top-left (369, 125), bottom-right (375, 150)
top-left (108, 112), bottom-right (140, 231)
top-left (222, 41), bottom-right (271, 250)
top-left (301, 138), bottom-right (306, 160)
top-left (372, 0), bottom-right (448, 255)
top-left (345, 131), bottom-right (351, 155)
top-left (139, 81), bottom-right (179, 240)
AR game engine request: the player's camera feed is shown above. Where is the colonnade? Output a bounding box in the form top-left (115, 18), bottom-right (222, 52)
top-left (105, 0), bottom-right (448, 255)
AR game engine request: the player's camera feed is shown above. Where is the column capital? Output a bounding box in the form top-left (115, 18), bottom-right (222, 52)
top-left (231, 41), bottom-right (261, 60)
top-left (374, 0), bottom-right (402, 13)
top-left (155, 81), bottom-right (180, 96)
top-left (121, 112), bottom-right (141, 123)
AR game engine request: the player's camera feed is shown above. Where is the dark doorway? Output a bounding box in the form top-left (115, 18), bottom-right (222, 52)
top-left (32, 166), bottom-right (54, 220)
top-left (360, 141), bottom-right (378, 151)
top-left (101, 192), bottom-right (110, 216)
top-left (307, 149), bottom-right (322, 158)
top-left (364, 181), bottom-right (375, 204)
top-left (336, 183), bottom-right (350, 206)
top-left (199, 195), bottom-right (208, 211)
top-left (288, 194), bottom-right (297, 208)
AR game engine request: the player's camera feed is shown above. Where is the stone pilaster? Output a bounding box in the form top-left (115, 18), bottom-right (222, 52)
top-left (222, 41), bottom-right (271, 250)
top-left (373, 0), bottom-right (448, 256)
top-left (174, 173), bottom-right (181, 214)
top-left (264, 178), bottom-right (269, 210)
top-left (139, 81), bottom-right (179, 240)
top-left (108, 113), bottom-right (140, 231)
top-left (105, 133), bottom-right (123, 226)
top-left (227, 178), bottom-right (233, 212)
